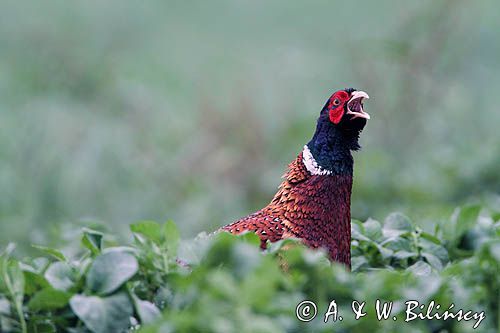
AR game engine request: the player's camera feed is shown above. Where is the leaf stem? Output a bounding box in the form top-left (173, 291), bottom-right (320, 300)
top-left (1, 259), bottom-right (27, 333)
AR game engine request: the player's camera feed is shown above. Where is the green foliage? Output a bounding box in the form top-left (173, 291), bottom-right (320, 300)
top-left (86, 251), bottom-right (138, 295)
top-left (27, 288), bottom-right (71, 312)
top-left (351, 212), bottom-right (449, 271)
top-left (70, 292), bottom-right (134, 333)
top-left (0, 207), bottom-right (499, 333)
top-left (81, 228), bottom-right (104, 256)
top-left (1, 1), bottom-right (500, 250)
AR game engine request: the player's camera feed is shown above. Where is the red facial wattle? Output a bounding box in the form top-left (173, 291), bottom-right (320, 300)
top-left (328, 91), bottom-right (349, 124)
top-left (329, 106), bottom-right (344, 124)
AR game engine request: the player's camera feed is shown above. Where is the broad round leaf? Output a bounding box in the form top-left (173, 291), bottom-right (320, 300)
top-left (28, 288), bottom-right (71, 312)
top-left (422, 252), bottom-right (443, 270)
top-left (383, 213), bottom-right (413, 238)
top-left (86, 251), bottom-right (138, 295)
top-left (132, 296), bottom-right (161, 324)
top-left (393, 250), bottom-right (417, 260)
top-left (177, 232), bottom-right (213, 265)
top-left (70, 292), bottom-right (133, 333)
top-left (44, 262), bottom-right (75, 291)
top-left (351, 256), bottom-right (368, 272)
top-left (363, 218), bottom-right (383, 241)
top-left (131, 221), bottom-right (162, 244)
top-left (351, 221), bottom-right (371, 242)
top-left (407, 260), bottom-right (432, 276)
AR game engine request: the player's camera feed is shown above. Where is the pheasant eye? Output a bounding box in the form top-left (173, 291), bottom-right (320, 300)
top-left (333, 98), bottom-right (340, 106)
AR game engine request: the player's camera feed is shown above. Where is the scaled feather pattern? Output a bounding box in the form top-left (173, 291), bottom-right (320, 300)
top-left (221, 88), bottom-right (370, 267)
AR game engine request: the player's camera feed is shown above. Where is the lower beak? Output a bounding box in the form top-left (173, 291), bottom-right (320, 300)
top-left (346, 91), bottom-right (370, 120)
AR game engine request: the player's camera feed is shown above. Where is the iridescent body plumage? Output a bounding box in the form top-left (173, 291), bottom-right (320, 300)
top-left (222, 88), bottom-right (370, 267)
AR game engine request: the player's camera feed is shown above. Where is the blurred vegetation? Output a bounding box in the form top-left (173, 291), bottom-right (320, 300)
top-left (1, 0), bottom-right (499, 251)
top-left (1, 206), bottom-right (499, 332)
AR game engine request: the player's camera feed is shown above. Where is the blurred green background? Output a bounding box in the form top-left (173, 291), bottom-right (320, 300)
top-left (1, 0), bottom-right (499, 250)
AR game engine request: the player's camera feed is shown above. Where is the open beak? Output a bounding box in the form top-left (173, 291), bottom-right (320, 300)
top-left (346, 91), bottom-right (370, 120)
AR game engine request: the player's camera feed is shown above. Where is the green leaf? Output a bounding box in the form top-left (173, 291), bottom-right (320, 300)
top-left (383, 213), bottom-right (413, 238)
top-left (32, 257), bottom-right (50, 272)
top-left (163, 220), bottom-right (180, 256)
top-left (82, 228), bottom-right (104, 255)
top-left (420, 232), bottom-right (442, 245)
top-left (407, 260), bottom-right (432, 276)
top-left (1, 259), bottom-right (25, 304)
top-left (23, 270), bottom-right (50, 296)
top-left (86, 251), bottom-right (138, 295)
top-left (267, 238), bottom-right (302, 253)
top-left (28, 322), bottom-right (56, 333)
top-left (202, 232), bottom-right (263, 275)
top-left (419, 240), bottom-right (449, 263)
top-left (177, 232), bottom-right (213, 265)
top-left (44, 261), bottom-right (77, 291)
top-left (422, 252), bottom-right (443, 270)
top-left (491, 211), bottom-right (500, 222)
top-left (393, 250), bottom-right (418, 260)
top-left (351, 256), bottom-right (368, 272)
top-left (351, 221), bottom-right (371, 242)
top-left (32, 245), bottom-right (67, 261)
top-left (453, 205), bottom-right (481, 238)
top-left (131, 221), bottom-right (163, 244)
top-left (489, 241), bottom-right (500, 262)
top-left (70, 292), bottom-right (133, 333)
top-left (28, 288), bottom-right (71, 312)
top-left (375, 244), bottom-right (394, 259)
top-left (132, 295), bottom-right (161, 324)
top-left (1, 254), bottom-right (26, 333)
top-left (363, 218), bottom-right (383, 242)
top-left (382, 237), bottom-right (412, 252)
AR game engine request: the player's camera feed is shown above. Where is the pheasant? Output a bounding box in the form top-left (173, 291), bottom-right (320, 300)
top-left (221, 88), bottom-right (370, 267)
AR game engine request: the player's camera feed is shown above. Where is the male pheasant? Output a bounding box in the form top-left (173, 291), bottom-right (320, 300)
top-left (222, 88), bottom-right (370, 267)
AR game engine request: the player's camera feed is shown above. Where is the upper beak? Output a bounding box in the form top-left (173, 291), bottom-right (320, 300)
top-left (346, 91), bottom-right (370, 120)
